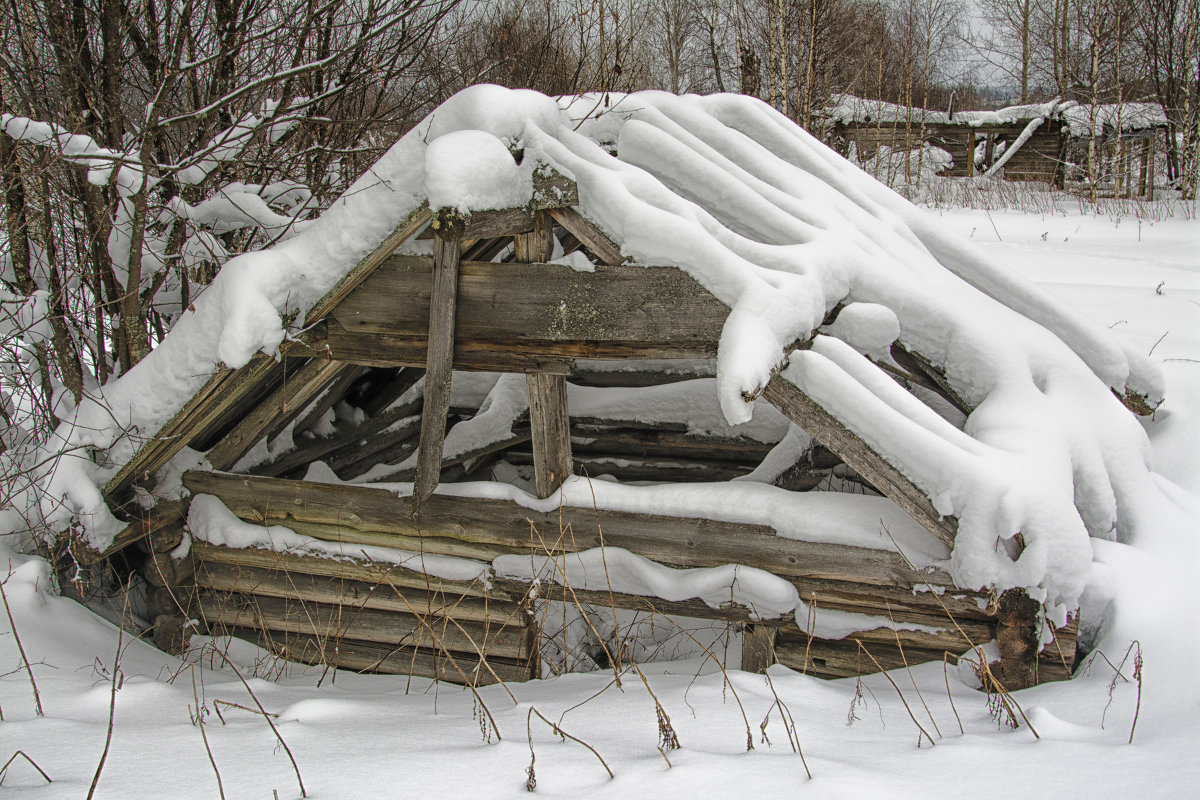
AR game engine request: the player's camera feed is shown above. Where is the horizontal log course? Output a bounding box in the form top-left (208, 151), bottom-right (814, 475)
top-left (192, 541), bottom-right (504, 602)
top-left (183, 471), bottom-right (960, 590)
top-left (195, 561), bottom-right (522, 625)
top-left (774, 631), bottom-right (953, 680)
top-left (197, 591), bottom-right (532, 660)
top-left (221, 625), bottom-right (532, 686)
top-left (318, 256), bottom-right (728, 368)
top-left (779, 615), bottom-right (993, 653)
top-left (504, 449), bottom-right (755, 483)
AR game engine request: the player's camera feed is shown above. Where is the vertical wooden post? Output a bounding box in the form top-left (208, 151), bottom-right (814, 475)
top-left (983, 132), bottom-right (995, 168)
top-left (992, 588), bottom-right (1041, 690)
top-left (965, 129), bottom-right (976, 177)
top-left (412, 227), bottom-right (461, 514)
top-left (741, 624), bottom-right (778, 673)
top-left (1146, 133), bottom-right (1156, 201)
top-left (516, 211), bottom-right (571, 499)
top-left (527, 373), bottom-right (572, 498)
top-left (514, 210), bottom-right (554, 263)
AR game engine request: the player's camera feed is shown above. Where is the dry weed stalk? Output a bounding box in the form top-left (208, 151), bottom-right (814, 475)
top-left (630, 663), bottom-right (680, 751)
top-left (0, 578), bottom-right (43, 716)
top-left (1092, 640), bottom-right (1143, 743)
top-left (190, 665), bottom-right (226, 799)
top-left (881, 523), bottom-right (1039, 739)
top-left (855, 641), bottom-right (937, 747)
top-left (525, 705), bottom-right (613, 792)
top-left (86, 607), bottom-right (126, 800)
top-left (0, 750), bottom-right (52, 786)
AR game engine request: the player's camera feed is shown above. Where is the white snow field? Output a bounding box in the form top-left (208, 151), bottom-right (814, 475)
top-left (1, 204), bottom-right (1197, 799)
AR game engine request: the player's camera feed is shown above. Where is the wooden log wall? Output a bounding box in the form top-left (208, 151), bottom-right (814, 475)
top-left (164, 470), bottom-right (1079, 686)
top-left (835, 120), bottom-right (1067, 186)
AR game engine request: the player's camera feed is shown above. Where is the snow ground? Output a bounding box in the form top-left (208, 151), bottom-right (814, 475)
top-left (2, 206), bottom-right (1199, 798)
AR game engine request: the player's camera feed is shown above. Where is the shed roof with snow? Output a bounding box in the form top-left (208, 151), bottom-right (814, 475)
top-left (44, 87), bottom-right (1164, 686)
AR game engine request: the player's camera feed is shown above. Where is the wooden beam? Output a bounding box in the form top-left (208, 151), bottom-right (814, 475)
top-left (526, 374), bottom-right (572, 498)
top-left (324, 257), bottom-right (727, 367)
top-left (304, 204), bottom-right (432, 325)
top-left (547, 207), bottom-right (624, 265)
top-left (763, 375), bottom-right (958, 548)
top-left (248, 396), bottom-right (421, 479)
top-left (205, 358), bottom-right (351, 471)
top-left (740, 624), bottom-right (778, 673)
top-left (195, 561), bottom-right (518, 625)
top-left (289, 363), bottom-right (370, 439)
top-left (183, 471), bottom-right (964, 591)
top-left (103, 354), bottom-right (282, 504)
top-left (412, 234), bottom-right (461, 512)
top-left (198, 591), bottom-right (531, 660)
top-left (513, 210), bottom-right (555, 263)
top-left (431, 206), bottom-right (535, 241)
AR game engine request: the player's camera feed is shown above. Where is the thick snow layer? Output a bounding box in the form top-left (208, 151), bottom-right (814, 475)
top-left (25, 86), bottom-right (1166, 623)
top-left (424, 129), bottom-right (533, 212)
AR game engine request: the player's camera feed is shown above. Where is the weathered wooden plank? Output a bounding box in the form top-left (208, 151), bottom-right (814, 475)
top-left (569, 427), bottom-right (775, 464)
top-left (741, 624), bottom-right (779, 673)
top-left (304, 204), bottom-right (432, 325)
top-left (413, 235), bottom-right (462, 511)
top-left (191, 540), bottom-right (503, 601)
top-left (505, 449), bottom-right (754, 483)
top-left (430, 206), bottom-right (535, 241)
top-left (198, 591), bottom-right (531, 660)
top-left (206, 358), bottom-right (351, 471)
top-left (183, 471), bottom-right (962, 590)
top-left (779, 616), bottom-right (992, 653)
top-left (527, 373), bottom-right (572, 498)
top-left (221, 625), bottom-right (531, 685)
top-left (513, 211), bottom-right (555, 263)
top-left (357, 367), bottom-right (424, 418)
top-left (763, 375), bottom-right (958, 548)
top-left (194, 561), bottom-right (519, 625)
top-left (103, 354), bottom-right (281, 503)
top-left (248, 396), bottom-right (421, 479)
top-left (774, 633), bottom-right (951, 679)
top-left (81, 498), bottom-right (189, 564)
top-left (326, 257), bottom-right (727, 366)
top-left (290, 363), bottom-right (371, 439)
top-left (547, 207), bottom-right (624, 265)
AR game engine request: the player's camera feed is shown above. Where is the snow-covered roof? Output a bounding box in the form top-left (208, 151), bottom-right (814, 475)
top-left (33, 86), bottom-right (1165, 628)
top-left (1061, 103), bottom-right (1171, 137)
top-left (826, 94), bottom-right (1171, 139)
top-left (824, 94), bottom-right (1064, 127)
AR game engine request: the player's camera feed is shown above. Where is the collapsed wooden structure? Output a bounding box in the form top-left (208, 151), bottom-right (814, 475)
top-left (72, 170), bottom-right (1088, 690)
top-left (834, 113), bottom-right (1068, 185)
top-left (58, 87), bottom-right (1169, 696)
top-left (829, 97), bottom-right (1171, 193)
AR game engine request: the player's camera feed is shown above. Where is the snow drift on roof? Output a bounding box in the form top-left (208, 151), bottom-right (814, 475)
top-left (33, 86), bottom-right (1164, 624)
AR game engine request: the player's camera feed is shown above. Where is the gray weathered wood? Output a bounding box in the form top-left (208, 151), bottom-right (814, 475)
top-left (304, 204), bottom-right (432, 325)
top-left (198, 591), bottom-right (531, 660)
top-left (289, 363), bottom-right (370, 440)
top-left (740, 624), bottom-right (779, 673)
top-left (194, 561), bottom-right (518, 625)
top-left (763, 375), bottom-right (958, 548)
top-left (431, 206), bottom-right (535, 241)
top-left (184, 471), bottom-right (963, 591)
top-left (206, 358), bottom-right (351, 471)
top-left (412, 235), bottom-right (461, 512)
top-left (325, 257), bottom-right (727, 366)
top-left (225, 625), bottom-right (531, 685)
top-left (527, 374), bottom-right (572, 498)
top-left (547, 207), bottom-right (624, 265)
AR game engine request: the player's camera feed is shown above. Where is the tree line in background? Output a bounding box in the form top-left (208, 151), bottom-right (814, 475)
top-left (0, 0), bottom-right (1197, 484)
